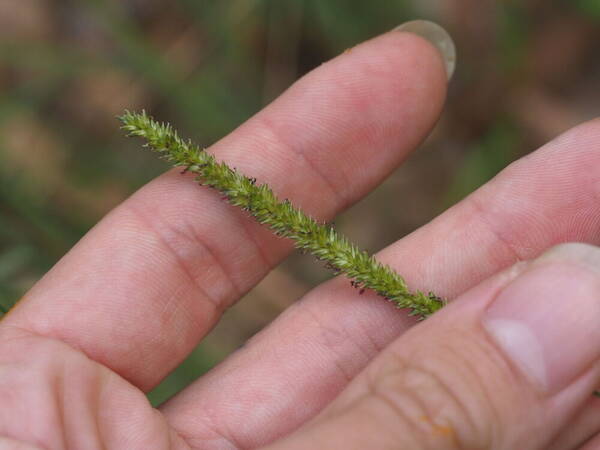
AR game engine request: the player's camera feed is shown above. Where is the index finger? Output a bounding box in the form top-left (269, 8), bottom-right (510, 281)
top-left (1, 30), bottom-right (449, 391)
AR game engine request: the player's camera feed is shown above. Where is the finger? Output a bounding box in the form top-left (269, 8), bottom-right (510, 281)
top-left (547, 396), bottom-right (600, 450)
top-left (161, 119), bottom-right (600, 448)
top-left (580, 433), bottom-right (600, 450)
top-left (1, 30), bottom-right (448, 390)
top-left (265, 244), bottom-right (600, 450)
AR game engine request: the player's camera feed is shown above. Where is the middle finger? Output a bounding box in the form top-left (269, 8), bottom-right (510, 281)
top-left (3, 30), bottom-right (447, 391)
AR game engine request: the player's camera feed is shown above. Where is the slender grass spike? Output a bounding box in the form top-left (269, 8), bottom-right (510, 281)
top-left (119, 110), bottom-right (446, 318)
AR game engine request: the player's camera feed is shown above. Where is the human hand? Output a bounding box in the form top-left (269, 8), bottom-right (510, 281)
top-left (1, 25), bottom-right (599, 449)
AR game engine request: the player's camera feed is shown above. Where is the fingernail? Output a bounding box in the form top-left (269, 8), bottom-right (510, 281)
top-left (483, 243), bottom-right (600, 394)
top-left (394, 20), bottom-right (456, 80)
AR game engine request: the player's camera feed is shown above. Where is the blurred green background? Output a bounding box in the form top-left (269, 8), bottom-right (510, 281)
top-left (0, 0), bottom-right (598, 405)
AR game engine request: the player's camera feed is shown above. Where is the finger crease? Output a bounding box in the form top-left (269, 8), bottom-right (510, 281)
top-left (304, 304), bottom-right (365, 383)
top-left (469, 194), bottom-right (525, 264)
top-left (232, 207), bottom-right (275, 272)
top-left (258, 116), bottom-right (347, 212)
top-left (185, 213), bottom-right (245, 302)
top-left (127, 204), bottom-right (227, 312)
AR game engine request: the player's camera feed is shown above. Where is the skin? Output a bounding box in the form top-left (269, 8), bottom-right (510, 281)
top-left (0, 31), bottom-right (598, 449)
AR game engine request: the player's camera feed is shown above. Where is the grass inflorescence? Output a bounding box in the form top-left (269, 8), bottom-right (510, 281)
top-left (120, 110), bottom-right (446, 318)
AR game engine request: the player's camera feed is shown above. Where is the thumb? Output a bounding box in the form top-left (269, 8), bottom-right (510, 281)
top-left (267, 243), bottom-right (600, 450)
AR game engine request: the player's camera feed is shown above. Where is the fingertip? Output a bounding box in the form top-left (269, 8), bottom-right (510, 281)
top-left (372, 29), bottom-right (450, 124)
top-left (334, 28), bottom-right (450, 141)
top-left (484, 243), bottom-right (600, 394)
top-left (394, 20), bottom-right (456, 80)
